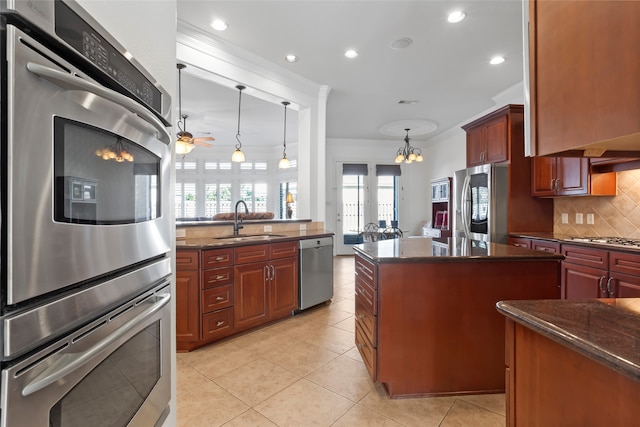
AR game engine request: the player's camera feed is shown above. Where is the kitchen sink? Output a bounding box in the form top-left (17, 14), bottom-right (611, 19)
top-left (212, 234), bottom-right (286, 242)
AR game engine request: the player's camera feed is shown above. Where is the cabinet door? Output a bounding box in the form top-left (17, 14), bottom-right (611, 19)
top-left (609, 272), bottom-right (640, 298)
top-left (234, 261), bottom-right (269, 332)
top-left (484, 115), bottom-right (508, 164)
top-left (269, 257), bottom-right (298, 320)
top-left (561, 262), bottom-right (607, 299)
top-left (176, 270), bottom-right (200, 345)
top-left (531, 1), bottom-right (640, 156)
top-left (556, 158), bottom-right (588, 195)
top-left (466, 126), bottom-right (485, 167)
top-left (531, 157), bottom-right (557, 196)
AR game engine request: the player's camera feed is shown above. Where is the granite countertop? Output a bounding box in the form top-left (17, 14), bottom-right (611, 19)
top-left (176, 230), bottom-right (334, 249)
top-left (497, 298), bottom-right (640, 382)
top-left (510, 232), bottom-right (640, 253)
top-left (353, 237), bottom-right (564, 263)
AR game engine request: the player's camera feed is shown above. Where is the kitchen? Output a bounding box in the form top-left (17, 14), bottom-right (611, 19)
top-left (2, 1), bottom-right (640, 426)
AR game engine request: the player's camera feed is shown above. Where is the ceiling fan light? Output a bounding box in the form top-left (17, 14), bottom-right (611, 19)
top-left (231, 148), bottom-right (245, 163)
top-left (279, 157), bottom-right (290, 169)
top-left (176, 140), bottom-right (195, 155)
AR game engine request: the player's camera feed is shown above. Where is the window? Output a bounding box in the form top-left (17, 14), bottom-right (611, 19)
top-left (279, 181), bottom-right (297, 219)
top-left (204, 182), bottom-right (232, 216)
top-left (175, 182), bottom-right (197, 219)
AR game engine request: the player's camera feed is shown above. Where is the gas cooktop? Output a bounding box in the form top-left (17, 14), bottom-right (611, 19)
top-left (564, 236), bottom-right (640, 249)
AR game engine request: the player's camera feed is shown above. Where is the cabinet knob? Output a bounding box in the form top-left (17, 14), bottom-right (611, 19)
top-left (216, 321), bottom-right (225, 327)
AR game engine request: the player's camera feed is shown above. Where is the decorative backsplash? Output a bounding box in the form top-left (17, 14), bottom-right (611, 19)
top-left (554, 169), bottom-right (640, 238)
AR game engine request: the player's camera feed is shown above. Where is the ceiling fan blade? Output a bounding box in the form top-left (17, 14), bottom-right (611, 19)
top-left (194, 136), bottom-right (215, 142)
top-left (193, 140), bottom-right (214, 147)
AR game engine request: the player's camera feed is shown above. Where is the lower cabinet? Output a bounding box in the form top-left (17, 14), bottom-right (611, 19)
top-left (177, 240), bottom-right (298, 352)
top-left (354, 254), bottom-right (377, 380)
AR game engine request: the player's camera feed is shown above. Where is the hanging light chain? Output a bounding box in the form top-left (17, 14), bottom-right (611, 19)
top-left (282, 101), bottom-right (289, 158)
top-left (235, 85), bottom-right (245, 150)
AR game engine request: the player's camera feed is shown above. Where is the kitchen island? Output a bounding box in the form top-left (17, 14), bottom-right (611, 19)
top-left (497, 298), bottom-right (640, 426)
top-left (353, 237), bottom-right (563, 398)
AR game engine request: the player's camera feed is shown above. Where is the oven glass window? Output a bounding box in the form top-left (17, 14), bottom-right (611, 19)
top-left (54, 117), bottom-right (160, 224)
top-left (49, 322), bottom-right (161, 427)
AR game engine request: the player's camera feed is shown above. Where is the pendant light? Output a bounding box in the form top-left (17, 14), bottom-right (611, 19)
top-left (278, 101), bottom-right (291, 169)
top-left (394, 128), bottom-right (423, 164)
top-left (231, 85), bottom-right (246, 162)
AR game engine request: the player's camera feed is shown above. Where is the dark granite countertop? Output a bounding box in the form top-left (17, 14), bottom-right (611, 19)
top-left (353, 237), bottom-right (564, 263)
top-left (176, 230), bottom-right (333, 250)
top-left (497, 298), bottom-right (640, 382)
top-left (510, 232), bottom-right (640, 254)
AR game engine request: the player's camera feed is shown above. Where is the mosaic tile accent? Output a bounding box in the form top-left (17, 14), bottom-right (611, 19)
top-left (554, 169), bottom-right (640, 238)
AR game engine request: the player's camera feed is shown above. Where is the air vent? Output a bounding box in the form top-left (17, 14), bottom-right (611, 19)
top-left (398, 100), bottom-right (419, 105)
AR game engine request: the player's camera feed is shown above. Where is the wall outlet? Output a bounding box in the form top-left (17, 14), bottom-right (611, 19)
top-left (176, 228), bottom-right (186, 238)
top-left (299, 223), bottom-right (307, 231)
top-left (586, 213), bottom-right (595, 225)
top-left (576, 213), bottom-right (584, 224)
top-left (561, 213), bottom-right (569, 224)
top-left (263, 225), bottom-right (272, 232)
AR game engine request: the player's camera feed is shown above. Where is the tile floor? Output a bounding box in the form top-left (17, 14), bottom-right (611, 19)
top-left (177, 256), bottom-right (506, 426)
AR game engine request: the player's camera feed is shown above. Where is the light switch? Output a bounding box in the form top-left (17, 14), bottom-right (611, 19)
top-left (561, 213), bottom-right (569, 224)
top-left (586, 213), bottom-right (595, 225)
top-left (264, 225), bottom-right (272, 232)
top-left (576, 213), bottom-right (583, 224)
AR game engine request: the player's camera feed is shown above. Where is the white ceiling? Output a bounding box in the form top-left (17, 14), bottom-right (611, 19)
top-left (176, 1), bottom-right (525, 148)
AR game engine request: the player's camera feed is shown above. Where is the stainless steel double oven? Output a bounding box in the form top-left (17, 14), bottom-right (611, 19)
top-left (1, 1), bottom-right (172, 426)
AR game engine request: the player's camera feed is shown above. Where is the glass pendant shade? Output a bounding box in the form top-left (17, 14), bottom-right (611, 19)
top-left (279, 157), bottom-right (290, 169)
top-left (231, 148), bottom-right (245, 162)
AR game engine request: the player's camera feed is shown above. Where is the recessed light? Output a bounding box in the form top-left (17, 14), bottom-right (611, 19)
top-left (447, 10), bottom-right (466, 23)
top-left (344, 49), bottom-right (358, 59)
top-left (390, 38), bottom-right (413, 50)
top-left (490, 56), bottom-right (506, 65)
top-left (285, 54), bottom-right (298, 63)
top-left (211, 19), bottom-right (228, 31)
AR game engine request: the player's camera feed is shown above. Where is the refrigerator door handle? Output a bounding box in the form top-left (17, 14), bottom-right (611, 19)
top-left (461, 175), bottom-right (471, 237)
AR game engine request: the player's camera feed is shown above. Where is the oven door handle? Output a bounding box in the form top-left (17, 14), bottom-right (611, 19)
top-left (21, 292), bottom-right (171, 397)
top-left (25, 62), bottom-right (171, 145)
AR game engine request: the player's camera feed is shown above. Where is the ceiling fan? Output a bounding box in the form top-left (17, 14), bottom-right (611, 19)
top-left (176, 63), bottom-right (214, 154)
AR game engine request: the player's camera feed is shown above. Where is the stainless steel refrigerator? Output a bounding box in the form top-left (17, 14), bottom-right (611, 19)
top-left (453, 164), bottom-right (509, 243)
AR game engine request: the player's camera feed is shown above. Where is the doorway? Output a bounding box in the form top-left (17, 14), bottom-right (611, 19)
top-left (335, 162), bottom-right (401, 255)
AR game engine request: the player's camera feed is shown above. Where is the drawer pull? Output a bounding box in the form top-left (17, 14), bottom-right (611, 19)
top-left (216, 296), bottom-right (225, 301)
top-left (216, 321), bottom-right (225, 327)
top-left (215, 256), bottom-right (226, 261)
top-left (215, 275), bottom-right (226, 280)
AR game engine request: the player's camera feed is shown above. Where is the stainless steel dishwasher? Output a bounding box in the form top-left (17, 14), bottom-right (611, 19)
top-left (298, 236), bottom-right (334, 310)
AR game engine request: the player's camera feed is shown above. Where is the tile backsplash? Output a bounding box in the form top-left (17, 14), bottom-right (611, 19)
top-left (554, 169), bottom-right (640, 238)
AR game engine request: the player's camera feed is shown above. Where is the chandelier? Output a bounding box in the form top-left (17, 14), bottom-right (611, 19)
top-left (96, 138), bottom-right (134, 162)
top-left (394, 128), bottom-right (423, 164)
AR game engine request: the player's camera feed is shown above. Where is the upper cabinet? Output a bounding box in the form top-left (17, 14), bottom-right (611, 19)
top-left (528, 1), bottom-right (640, 157)
top-left (462, 104), bottom-right (521, 167)
top-left (531, 157), bottom-right (616, 197)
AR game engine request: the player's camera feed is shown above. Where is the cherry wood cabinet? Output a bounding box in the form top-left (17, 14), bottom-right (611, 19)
top-left (608, 251), bottom-right (640, 298)
top-left (463, 106), bottom-right (514, 167)
top-left (504, 316), bottom-right (640, 426)
top-left (234, 241), bottom-right (298, 334)
top-left (531, 157), bottom-right (616, 197)
top-left (354, 250), bottom-right (560, 397)
top-left (561, 244), bottom-right (608, 299)
top-left (528, 1), bottom-right (640, 157)
top-left (177, 240), bottom-right (298, 352)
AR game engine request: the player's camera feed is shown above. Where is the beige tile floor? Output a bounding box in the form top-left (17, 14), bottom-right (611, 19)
top-left (177, 256), bottom-right (506, 427)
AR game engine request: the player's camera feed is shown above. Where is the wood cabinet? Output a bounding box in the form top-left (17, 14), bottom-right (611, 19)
top-left (354, 250), bottom-right (560, 397)
top-left (428, 177), bottom-right (451, 238)
top-left (234, 241), bottom-right (298, 334)
top-left (504, 316), bottom-right (640, 426)
top-left (531, 157), bottom-right (616, 197)
top-left (176, 240), bottom-right (298, 352)
top-left (528, 1), bottom-right (640, 157)
top-left (463, 106), bottom-right (513, 167)
top-left (561, 244), bottom-right (640, 299)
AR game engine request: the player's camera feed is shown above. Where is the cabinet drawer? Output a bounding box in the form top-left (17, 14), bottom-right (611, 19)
top-left (202, 267), bottom-right (233, 289)
top-left (234, 244), bottom-right (269, 264)
top-left (355, 276), bottom-right (377, 315)
top-left (202, 248), bottom-right (233, 268)
top-left (355, 321), bottom-right (377, 381)
top-left (269, 240), bottom-right (298, 259)
top-left (176, 250), bottom-right (199, 270)
top-left (202, 308), bottom-right (234, 341)
top-left (532, 240), bottom-right (560, 254)
top-left (355, 297), bottom-right (377, 346)
top-left (508, 237), bottom-right (531, 249)
top-left (355, 255), bottom-right (376, 289)
top-left (562, 244), bottom-right (608, 268)
top-left (609, 251), bottom-right (640, 276)
top-left (202, 284), bottom-right (233, 313)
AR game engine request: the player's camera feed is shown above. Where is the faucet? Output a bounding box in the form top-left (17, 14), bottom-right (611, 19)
top-left (233, 200), bottom-right (249, 236)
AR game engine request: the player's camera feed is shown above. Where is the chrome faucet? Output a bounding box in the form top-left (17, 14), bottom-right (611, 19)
top-left (233, 200), bottom-right (249, 236)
